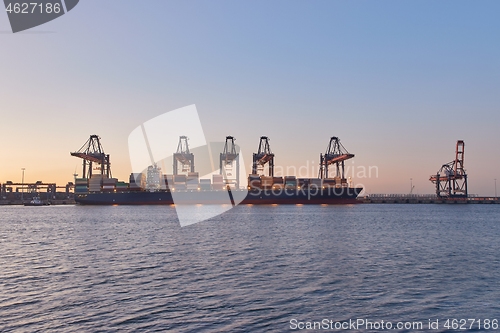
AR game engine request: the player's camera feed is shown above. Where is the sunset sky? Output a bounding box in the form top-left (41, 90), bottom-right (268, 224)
top-left (1, 1), bottom-right (499, 195)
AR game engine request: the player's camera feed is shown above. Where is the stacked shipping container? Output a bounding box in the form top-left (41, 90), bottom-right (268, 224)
top-left (75, 178), bottom-right (88, 193)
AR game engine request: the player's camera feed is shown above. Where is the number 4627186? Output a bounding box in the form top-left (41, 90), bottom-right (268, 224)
top-left (444, 319), bottom-right (498, 330)
top-left (6, 2), bottom-right (61, 14)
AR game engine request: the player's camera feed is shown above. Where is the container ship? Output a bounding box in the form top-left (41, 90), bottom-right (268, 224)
top-left (71, 135), bottom-right (362, 205)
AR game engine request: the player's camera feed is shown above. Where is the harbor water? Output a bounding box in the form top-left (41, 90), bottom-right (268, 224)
top-left (1, 204), bottom-right (499, 332)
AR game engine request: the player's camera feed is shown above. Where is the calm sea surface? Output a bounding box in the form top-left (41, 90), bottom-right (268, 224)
top-left (0, 204), bottom-right (499, 332)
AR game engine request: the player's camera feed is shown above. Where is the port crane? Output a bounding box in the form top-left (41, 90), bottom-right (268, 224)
top-left (252, 136), bottom-right (274, 176)
top-left (173, 136), bottom-right (194, 175)
top-left (220, 136), bottom-right (240, 188)
top-left (429, 140), bottom-right (468, 198)
top-left (319, 137), bottom-right (354, 179)
top-left (70, 135), bottom-right (111, 179)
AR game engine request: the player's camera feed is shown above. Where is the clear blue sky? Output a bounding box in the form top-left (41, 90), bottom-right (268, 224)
top-left (1, 0), bottom-right (499, 195)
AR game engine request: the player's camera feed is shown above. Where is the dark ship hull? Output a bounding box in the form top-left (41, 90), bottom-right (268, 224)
top-left (74, 187), bottom-right (363, 205)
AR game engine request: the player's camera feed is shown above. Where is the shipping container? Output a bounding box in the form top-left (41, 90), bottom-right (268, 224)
top-left (310, 178), bottom-right (322, 185)
top-left (249, 181), bottom-right (262, 188)
top-left (212, 174), bottom-right (223, 181)
top-left (173, 184), bottom-right (187, 190)
top-left (200, 184), bottom-right (212, 190)
top-left (75, 178), bottom-right (88, 184)
top-left (130, 173), bottom-right (145, 187)
top-left (174, 175), bottom-right (187, 183)
top-left (296, 179), bottom-right (309, 188)
top-left (187, 176), bottom-right (199, 183)
top-left (162, 175), bottom-right (173, 188)
top-left (272, 177), bottom-right (284, 184)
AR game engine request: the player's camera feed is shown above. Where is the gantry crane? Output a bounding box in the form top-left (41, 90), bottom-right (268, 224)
top-left (220, 136), bottom-right (240, 187)
top-left (252, 136), bottom-right (274, 176)
top-left (70, 135), bottom-right (111, 179)
top-left (173, 136), bottom-right (194, 175)
top-left (429, 140), bottom-right (468, 198)
top-left (319, 136), bottom-right (354, 179)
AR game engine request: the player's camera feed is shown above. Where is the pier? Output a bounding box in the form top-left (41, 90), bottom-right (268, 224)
top-left (362, 194), bottom-right (500, 204)
top-left (0, 181), bottom-right (76, 205)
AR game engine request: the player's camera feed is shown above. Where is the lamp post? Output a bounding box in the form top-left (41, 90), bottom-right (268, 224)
top-left (21, 168), bottom-right (25, 201)
top-left (495, 179), bottom-right (497, 198)
top-left (410, 178), bottom-right (413, 195)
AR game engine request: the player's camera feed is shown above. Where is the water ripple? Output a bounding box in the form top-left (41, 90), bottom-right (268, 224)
top-left (1, 204), bottom-right (499, 331)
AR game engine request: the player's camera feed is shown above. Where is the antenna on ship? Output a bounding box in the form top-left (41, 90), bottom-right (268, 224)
top-left (70, 135), bottom-right (112, 179)
top-left (252, 136), bottom-right (274, 176)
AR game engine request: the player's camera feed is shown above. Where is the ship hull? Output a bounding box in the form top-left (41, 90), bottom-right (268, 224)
top-left (75, 187), bottom-right (363, 205)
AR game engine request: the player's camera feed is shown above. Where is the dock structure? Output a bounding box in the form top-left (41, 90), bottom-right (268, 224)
top-left (0, 181), bottom-right (75, 205)
top-left (362, 194), bottom-right (500, 204)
